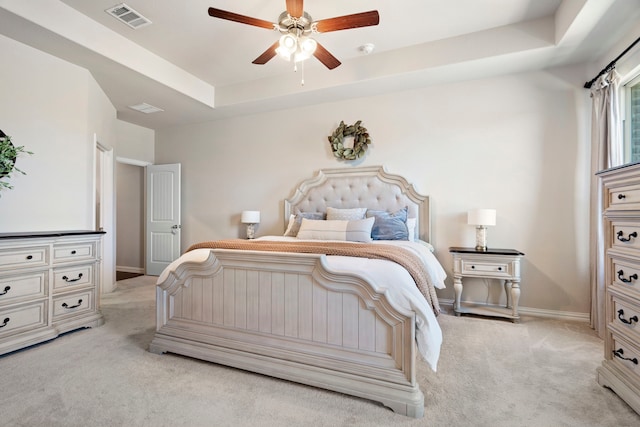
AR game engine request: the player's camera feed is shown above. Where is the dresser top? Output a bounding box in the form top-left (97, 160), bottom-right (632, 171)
top-left (0, 230), bottom-right (106, 240)
top-left (449, 246), bottom-right (524, 256)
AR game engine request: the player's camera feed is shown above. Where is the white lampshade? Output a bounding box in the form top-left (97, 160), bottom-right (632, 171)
top-left (467, 209), bottom-right (496, 226)
top-left (241, 211), bottom-right (260, 224)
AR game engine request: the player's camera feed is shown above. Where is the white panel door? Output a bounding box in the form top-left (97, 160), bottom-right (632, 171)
top-left (146, 163), bottom-right (181, 276)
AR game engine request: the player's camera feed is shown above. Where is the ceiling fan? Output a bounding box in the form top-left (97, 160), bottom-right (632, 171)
top-left (208, 0), bottom-right (380, 70)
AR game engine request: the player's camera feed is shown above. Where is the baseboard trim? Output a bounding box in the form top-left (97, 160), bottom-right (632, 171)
top-left (438, 299), bottom-right (590, 322)
top-left (116, 265), bottom-right (145, 274)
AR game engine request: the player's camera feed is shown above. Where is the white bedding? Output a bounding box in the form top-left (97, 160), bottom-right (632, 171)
top-left (160, 237), bottom-right (446, 371)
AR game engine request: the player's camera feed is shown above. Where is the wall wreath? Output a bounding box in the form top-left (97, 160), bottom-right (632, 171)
top-left (328, 120), bottom-right (371, 160)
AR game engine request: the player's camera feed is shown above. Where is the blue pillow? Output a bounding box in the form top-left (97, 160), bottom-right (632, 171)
top-left (366, 207), bottom-right (409, 240)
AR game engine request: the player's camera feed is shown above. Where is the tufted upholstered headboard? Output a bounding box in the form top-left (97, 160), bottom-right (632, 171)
top-left (284, 166), bottom-right (432, 243)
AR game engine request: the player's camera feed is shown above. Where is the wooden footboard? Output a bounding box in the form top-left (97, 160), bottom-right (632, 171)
top-left (149, 249), bottom-right (425, 417)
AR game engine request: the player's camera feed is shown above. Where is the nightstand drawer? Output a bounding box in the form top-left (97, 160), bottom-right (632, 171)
top-left (0, 247), bottom-right (48, 270)
top-left (460, 260), bottom-right (512, 278)
top-left (52, 242), bottom-right (96, 264)
top-left (0, 272), bottom-right (47, 305)
top-left (0, 301), bottom-right (47, 338)
top-left (53, 265), bottom-right (94, 292)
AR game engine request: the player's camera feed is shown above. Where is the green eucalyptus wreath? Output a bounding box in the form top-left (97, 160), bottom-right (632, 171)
top-left (328, 120), bottom-right (372, 160)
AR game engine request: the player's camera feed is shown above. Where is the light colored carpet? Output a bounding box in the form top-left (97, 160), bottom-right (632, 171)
top-left (2, 275), bottom-right (640, 427)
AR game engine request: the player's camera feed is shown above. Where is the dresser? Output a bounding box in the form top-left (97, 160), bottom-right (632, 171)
top-left (597, 163), bottom-right (640, 414)
top-left (0, 231), bottom-right (105, 356)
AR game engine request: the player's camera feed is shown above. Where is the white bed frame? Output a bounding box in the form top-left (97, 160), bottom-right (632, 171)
top-left (149, 166), bottom-right (432, 417)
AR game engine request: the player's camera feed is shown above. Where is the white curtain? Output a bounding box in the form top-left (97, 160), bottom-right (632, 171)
top-left (590, 70), bottom-right (622, 337)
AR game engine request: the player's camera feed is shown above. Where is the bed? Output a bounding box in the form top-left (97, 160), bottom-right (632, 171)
top-left (149, 166), bottom-right (446, 418)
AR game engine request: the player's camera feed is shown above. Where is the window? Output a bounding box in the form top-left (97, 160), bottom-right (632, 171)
top-left (624, 74), bottom-right (640, 163)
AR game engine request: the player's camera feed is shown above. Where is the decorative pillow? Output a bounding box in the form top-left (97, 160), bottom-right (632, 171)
top-left (326, 207), bottom-right (367, 221)
top-left (284, 212), bottom-right (325, 237)
top-left (366, 207), bottom-right (409, 240)
top-left (296, 217), bottom-right (375, 242)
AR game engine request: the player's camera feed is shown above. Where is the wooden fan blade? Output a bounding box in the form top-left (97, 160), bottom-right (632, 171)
top-left (286, 0), bottom-right (304, 18)
top-left (208, 7), bottom-right (274, 30)
top-left (252, 41), bottom-right (280, 65)
top-left (313, 43), bottom-right (341, 70)
top-left (315, 10), bottom-right (379, 33)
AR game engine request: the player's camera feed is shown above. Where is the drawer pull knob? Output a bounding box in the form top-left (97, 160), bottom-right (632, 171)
top-left (617, 309), bottom-right (639, 325)
top-left (613, 348), bottom-right (639, 365)
top-left (71, 250), bottom-right (77, 255)
top-left (26, 255), bottom-right (33, 260)
top-left (617, 270), bottom-right (638, 283)
top-left (618, 194), bottom-right (627, 200)
top-left (471, 265), bottom-right (475, 269)
top-left (617, 230), bottom-right (638, 242)
top-left (498, 267), bottom-right (503, 271)
top-left (0, 317), bottom-right (9, 328)
top-left (0, 286), bottom-right (10, 296)
top-left (62, 273), bottom-right (83, 283)
top-left (62, 299), bottom-right (83, 309)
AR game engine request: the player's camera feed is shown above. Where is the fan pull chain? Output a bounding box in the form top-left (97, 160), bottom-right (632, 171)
top-left (293, 61), bottom-right (305, 86)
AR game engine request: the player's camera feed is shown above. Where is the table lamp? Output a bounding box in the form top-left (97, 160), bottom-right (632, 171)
top-left (467, 209), bottom-right (496, 251)
top-left (241, 210), bottom-right (260, 239)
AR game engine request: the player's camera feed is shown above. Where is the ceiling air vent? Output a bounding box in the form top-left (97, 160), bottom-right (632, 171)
top-left (105, 3), bottom-right (151, 29)
top-left (129, 103), bottom-right (164, 114)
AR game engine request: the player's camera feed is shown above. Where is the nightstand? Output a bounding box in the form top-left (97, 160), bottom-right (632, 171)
top-left (449, 247), bottom-right (524, 322)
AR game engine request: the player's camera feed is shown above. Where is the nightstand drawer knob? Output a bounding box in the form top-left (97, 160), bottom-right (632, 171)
top-left (0, 317), bottom-right (9, 328)
top-left (498, 267), bottom-right (503, 271)
top-left (0, 285), bottom-right (10, 296)
top-left (618, 194), bottom-right (627, 200)
top-left (617, 270), bottom-right (638, 283)
top-left (617, 230), bottom-right (638, 242)
top-left (618, 309), bottom-right (639, 325)
top-left (613, 348), bottom-right (639, 365)
top-left (471, 265), bottom-right (475, 269)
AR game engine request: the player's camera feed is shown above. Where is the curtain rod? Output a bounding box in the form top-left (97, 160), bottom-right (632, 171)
top-left (584, 35), bottom-right (640, 89)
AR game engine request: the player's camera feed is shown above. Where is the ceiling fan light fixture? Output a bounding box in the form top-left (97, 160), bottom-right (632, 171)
top-left (276, 33), bottom-right (297, 60)
top-left (294, 37), bottom-right (317, 62)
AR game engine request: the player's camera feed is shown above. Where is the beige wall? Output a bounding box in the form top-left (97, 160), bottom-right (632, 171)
top-left (155, 66), bottom-right (591, 317)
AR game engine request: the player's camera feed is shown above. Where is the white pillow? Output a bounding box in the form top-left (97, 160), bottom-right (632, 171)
top-left (297, 217), bottom-right (374, 242)
top-left (326, 207), bottom-right (367, 221)
top-left (407, 217), bottom-right (417, 241)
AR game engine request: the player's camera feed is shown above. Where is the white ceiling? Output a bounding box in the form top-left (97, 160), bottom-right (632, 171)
top-left (0, 0), bottom-right (639, 129)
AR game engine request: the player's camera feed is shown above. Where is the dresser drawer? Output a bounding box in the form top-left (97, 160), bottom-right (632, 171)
top-left (0, 246), bottom-right (48, 271)
top-left (0, 272), bottom-right (47, 305)
top-left (611, 222), bottom-right (640, 253)
top-left (53, 264), bottom-right (94, 292)
top-left (611, 258), bottom-right (640, 298)
top-left (0, 301), bottom-right (47, 338)
top-left (609, 184), bottom-right (640, 208)
top-left (610, 334), bottom-right (640, 380)
top-left (52, 289), bottom-right (94, 320)
top-left (52, 242), bottom-right (96, 264)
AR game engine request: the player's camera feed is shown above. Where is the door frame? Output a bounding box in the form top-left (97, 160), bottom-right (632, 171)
top-left (94, 135), bottom-right (115, 293)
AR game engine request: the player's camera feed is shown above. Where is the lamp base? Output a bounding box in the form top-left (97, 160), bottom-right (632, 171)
top-left (475, 226), bottom-right (488, 251)
top-left (246, 223), bottom-right (256, 239)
